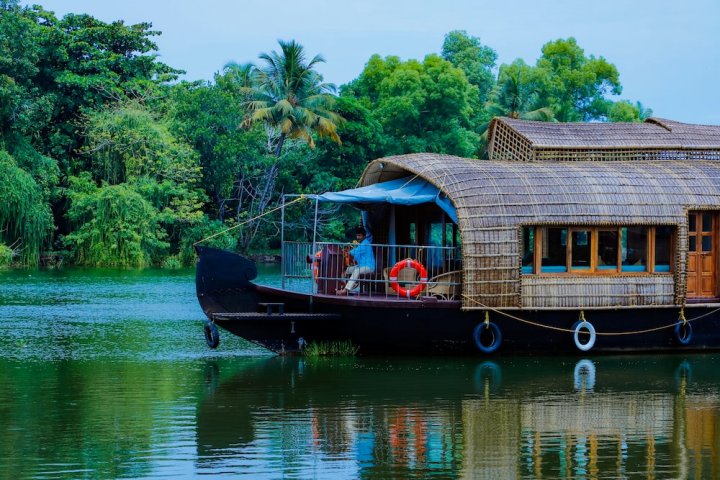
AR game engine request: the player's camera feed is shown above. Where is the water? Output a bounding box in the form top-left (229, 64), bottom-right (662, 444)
top-left (1, 267), bottom-right (719, 478)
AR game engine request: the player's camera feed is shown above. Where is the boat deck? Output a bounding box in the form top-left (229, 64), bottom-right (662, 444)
top-left (214, 312), bottom-right (342, 322)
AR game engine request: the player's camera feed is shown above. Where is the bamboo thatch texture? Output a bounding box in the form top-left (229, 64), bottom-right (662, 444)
top-left (360, 154), bottom-right (720, 309)
top-left (487, 117), bottom-right (720, 162)
top-left (521, 275), bottom-right (675, 309)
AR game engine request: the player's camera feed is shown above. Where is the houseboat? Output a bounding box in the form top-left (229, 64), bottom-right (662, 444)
top-left (195, 117), bottom-right (720, 354)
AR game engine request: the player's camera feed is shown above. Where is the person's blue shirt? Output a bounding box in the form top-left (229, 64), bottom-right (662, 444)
top-left (350, 238), bottom-right (375, 271)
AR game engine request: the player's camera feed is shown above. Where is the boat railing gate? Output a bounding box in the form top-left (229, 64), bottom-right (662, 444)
top-left (281, 241), bottom-right (462, 299)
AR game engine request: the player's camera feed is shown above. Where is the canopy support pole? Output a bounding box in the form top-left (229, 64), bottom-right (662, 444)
top-left (389, 205), bottom-right (397, 264)
top-left (311, 197), bottom-right (319, 297)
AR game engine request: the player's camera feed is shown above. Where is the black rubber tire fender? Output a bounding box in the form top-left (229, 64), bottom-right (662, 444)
top-left (204, 321), bottom-right (220, 349)
top-left (473, 321), bottom-right (502, 354)
top-left (674, 321), bottom-right (692, 346)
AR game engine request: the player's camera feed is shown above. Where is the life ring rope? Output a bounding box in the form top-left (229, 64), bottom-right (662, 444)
top-left (389, 259), bottom-right (428, 298)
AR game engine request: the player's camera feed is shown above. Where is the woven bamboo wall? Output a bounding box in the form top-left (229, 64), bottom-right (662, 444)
top-left (359, 154), bottom-right (720, 310)
top-left (521, 275), bottom-right (675, 309)
top-left (486, 120), bottom-right (535, 162)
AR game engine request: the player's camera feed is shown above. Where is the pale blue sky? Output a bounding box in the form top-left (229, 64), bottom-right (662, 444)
top-left (28, 0), bottom-right (720, 124)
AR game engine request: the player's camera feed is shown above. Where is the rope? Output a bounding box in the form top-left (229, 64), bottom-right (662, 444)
top-left (193, 195), bottom-right (308, 247)
top-left (462, 294), bottom-right (720, 336)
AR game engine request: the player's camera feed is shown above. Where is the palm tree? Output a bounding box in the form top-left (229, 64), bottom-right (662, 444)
top-left (242, 39), bottom-right (343, 156)
top-left (478, 60), bottom-right (555, 154)
top-left (487, 59), bottom-right (554, 121)
top-left (235, 40), bottom-right (344, 248)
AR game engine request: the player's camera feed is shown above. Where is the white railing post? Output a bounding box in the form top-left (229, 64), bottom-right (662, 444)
top-left (311, 197), bottom-right (319, 295)
top-left (281, 195), bottom-right (286, 290)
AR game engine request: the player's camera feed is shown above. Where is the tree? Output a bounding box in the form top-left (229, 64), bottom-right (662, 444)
top-left (0, 150), bottom-right (53, 264)
top-left (535, 38), bottom-right (621, 121)
top-left (0, 2), bottom-right (184, 256)
top-left (78, 100), bottom-right (205, 264)
top-left (479, 59), bottom-right (555, 153)
top-left (242, 40), bottom-right (342, 153)
top-left (236, 40), bottom-right (344, 251)
top-left (0, 1), bottom-right (49, 140)
top-left (309, 96), bottom-right (383, 192)
top-left (81, 101), bottom-right (200, 187)
top-left (63, 175), bottom-right (168, 267)
top-left (0, 3), bottom-right (181, 167)
top-left (487, 59), bottom-right (554, 121)
top-left (0, 0), bottom-right (59, 200)
top-left (168, 74), bottom-right (266, 225)
top-left (608, 100), bottom-right (653, 122)
top-left (38, 11), bottom-right (181, 166)
top-left (344, 53), bottom-right (479, 157)
top-left (441, 30), bottom-right (497, 105)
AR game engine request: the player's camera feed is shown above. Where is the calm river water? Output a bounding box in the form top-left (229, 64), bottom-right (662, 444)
top-left (1, 267), bottom-right (719, 479)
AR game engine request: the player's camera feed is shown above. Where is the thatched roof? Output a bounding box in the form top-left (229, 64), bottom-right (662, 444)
top-left (487, 117), bottom-right (720, 162)
top-left (361, 153), bottom-right (720, 309)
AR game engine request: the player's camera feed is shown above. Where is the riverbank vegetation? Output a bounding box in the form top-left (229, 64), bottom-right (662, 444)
top-left (302, 340), bottom-right (360, 358)
top-left (0, 1), bottom-right (651, 267)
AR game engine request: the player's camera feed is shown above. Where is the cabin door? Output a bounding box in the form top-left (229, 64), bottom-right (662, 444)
top-left (687, 211), bottom-right (718, 298)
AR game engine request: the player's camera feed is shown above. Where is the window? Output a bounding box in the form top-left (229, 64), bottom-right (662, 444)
top-left (598, 229), bottom-right (619, 271)
top-left (425, 221), bottom-right (444, 272)
top-left (445, 222), bottom-right (455, 248)
top-left (570, 230), bottom-right (592, 270)
top-left (522, 226), bottom-right (673, 275)
top-left (522, 227), bottom-right (534, 274)
top-left (622, 227), bottom-right (647, 272)
top-left (541, 227), bottom-right (568, 273)
top-left (654, 226), bottom-right (673, 272)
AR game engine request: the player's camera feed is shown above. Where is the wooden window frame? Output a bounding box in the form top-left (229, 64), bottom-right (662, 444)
top-left (596, 228), bottom-right (620, 273)
top-left (567, 228), bottom-right (594, 273)
top-left (522, 225), bottom-right (674, 275)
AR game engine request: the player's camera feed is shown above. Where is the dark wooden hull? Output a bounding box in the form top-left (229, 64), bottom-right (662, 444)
top-left (195, 246), bottom-right (720, 355)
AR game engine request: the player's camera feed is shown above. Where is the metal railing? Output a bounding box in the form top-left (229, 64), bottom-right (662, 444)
top-left (282, 242), bottom-right (462, 300)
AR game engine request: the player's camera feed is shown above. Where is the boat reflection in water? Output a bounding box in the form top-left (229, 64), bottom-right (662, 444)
top-left (196, 356), bottom-right (720, 478)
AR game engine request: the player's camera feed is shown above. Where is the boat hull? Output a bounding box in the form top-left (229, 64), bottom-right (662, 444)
top-left (195, 246), bottom-right (720, 355)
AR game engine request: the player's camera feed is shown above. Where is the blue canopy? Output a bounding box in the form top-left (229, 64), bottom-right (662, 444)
top-left (315, 176), bottom-right (457, 223)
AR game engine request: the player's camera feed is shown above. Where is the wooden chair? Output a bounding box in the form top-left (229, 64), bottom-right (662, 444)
top-left (425, 270), bottom-right (462, 300)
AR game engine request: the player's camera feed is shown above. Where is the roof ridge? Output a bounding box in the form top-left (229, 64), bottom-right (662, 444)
top-left (644, 118), bottom-right (673, 131)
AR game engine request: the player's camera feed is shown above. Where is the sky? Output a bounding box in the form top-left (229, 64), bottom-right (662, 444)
top-left (26, 0), bottom-right (720, 124)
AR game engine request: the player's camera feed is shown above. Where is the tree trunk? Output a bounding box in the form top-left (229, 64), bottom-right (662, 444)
top-left (238, 134), bottom-right (286, 252)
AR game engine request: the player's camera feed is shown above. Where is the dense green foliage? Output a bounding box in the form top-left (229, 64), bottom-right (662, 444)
top-left (344, 53), bottom-right (480, 157)
top-left (0, 151), bottom-right (53, 264)
top-left (0, 1), bottom-right (651, 266)
top-left (64, 178), bottom-right (168, 267)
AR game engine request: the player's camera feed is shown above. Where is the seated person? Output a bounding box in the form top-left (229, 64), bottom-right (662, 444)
top-left (336, 226), bottom-right (375, 295)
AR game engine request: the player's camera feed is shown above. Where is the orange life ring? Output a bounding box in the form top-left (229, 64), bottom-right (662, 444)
top-left (389, 259), bottom-right (428, 298)
top-left (312, 251), bottom-right (321, 280)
